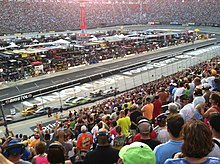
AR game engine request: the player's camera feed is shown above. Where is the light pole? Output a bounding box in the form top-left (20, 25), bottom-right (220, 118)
top-left (0, 102), bottom-right (9, 137)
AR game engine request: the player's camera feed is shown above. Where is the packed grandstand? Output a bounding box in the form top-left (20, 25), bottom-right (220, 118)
top-left (0, 0), bottom-right (220, 33)
top-left (0, 0), bottom-right (220, 164)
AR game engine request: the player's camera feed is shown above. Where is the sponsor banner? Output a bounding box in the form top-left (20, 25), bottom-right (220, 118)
top-left (3, 94), bottom-right (33, 105)
top-left (30, 120), bottom-right (58, 132)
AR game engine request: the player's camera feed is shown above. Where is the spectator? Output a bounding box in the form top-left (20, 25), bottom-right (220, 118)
top-left (165, 120), bottom-right (220, 164)
top-left (137, 119), bottom-right (161, 150)
top-left (213, 78), bottom-right (220, 92)
top-left (76, 125), bottom-right (93, 151)
top-left (203, 93), bottom-right (220, 118)
top-left (3, 139), bottom-right (31, 164)
top-left (84, 128), bottom-right (119, 164)
top-left (141, 97), bottom-right (154, 122)
top-left (47, 143), bottom-right (71, 164)
top-left (117, 110), bottom-right (131, 137)
top-left (192, 88), bottom-right (206, 108)
top-left (118, 142), bottom-right (156, 164)
top-left (32, 141), bottom-right (49, 164)
top-left (113, 126), bottom-right (126, 150)
top-left (154, 113), bottom-right (169, 144)
top-left (153, 95), bottom-right (162, 120)
top-left (57, 130), bottom-right (73, 160)
top-left (154, 114), bottom-right (184, 164)
top-left (167, 103), bottom-right (179, 115)
top-left (179, 94), bottom-right (194, 122)
top-left (129, 104), bottom-right (142, 137)
top-left (208, 113), bottom-right (220, 158)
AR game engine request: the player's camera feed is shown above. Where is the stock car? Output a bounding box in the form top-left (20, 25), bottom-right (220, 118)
top-left (34, 107), bottom-right (52, 115)
top-left (20, 105), bottom-right (39, 116)
top-left (64, 97), bottom-right (91, 107)
top-left (0, 115), bottom-right (14, 126)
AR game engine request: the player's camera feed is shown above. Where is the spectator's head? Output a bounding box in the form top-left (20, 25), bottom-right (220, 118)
top-left (181, 120), bottom-right (213, 158)
top-left (119, 142), bottom-right (156, 164)
top-left (119, 110), bottom-right (126, 118)
top-left (167, 114), bottom-right (184, 139)
top-left (96, 128), bottom-right (111, 146)
top-left (202, 83), bottom-right (211, 90)
top-left (44, 134), bottom-right (50, 141)
top-left (167, 103), bottom-right (178, 114)
top-left (137, 119), bottom-right (151, 137)
top-left (57, 130), bottom-right (65, 141)
top-left (35, 141), bottom-right (46, 155)
top-left (180, 94), bottom-right (190, 105)
top-left (3, 139), bottom-right (25, 163)
top-left (193, 88), bottom-right (203, 97)
top-left (209, 113), bottom-right (220, 135)
top-left (146, 97), bottom-right (151, 103)
top-left (156, 113), bottom-right (167, 127)
top-left (194, 77), bottom-right (201, 86)
top-left (209, 93), bottom-right (220, 107)
top-left (47, 143), bottom-right (65, 164)
top-left (81, 125), bottom-right (87, 133)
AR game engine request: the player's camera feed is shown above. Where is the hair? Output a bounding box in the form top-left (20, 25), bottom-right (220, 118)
top-left (167, 114), bottom-right (184, 138)
top-left (209, 113), bottom-right (220, 132)
top-left (47, 143), bottom-right (65, 164)
top-left (116, 126), bottom-right (122, 135)
top-left (210, 93), bottom-right (220, 107)
top-left (181, 120), bottom-right (213, 158)
top-left (35, 141), bottom-right (46, 155)
top-left (168, 103), bottom-right (178, 114)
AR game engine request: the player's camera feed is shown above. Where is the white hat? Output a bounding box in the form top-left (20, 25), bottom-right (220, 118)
top-left (202, 83), bottom-right (211, 89)
top-left (81, 125), bottom-right (87, 132)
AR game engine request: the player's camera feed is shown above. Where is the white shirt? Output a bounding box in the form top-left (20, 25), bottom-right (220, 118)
top-left (174, 87), bottom-right (185, 103)
top-left (192, 96), bottom-right (206, 108)
top-left (208, 138), bottom-right (220, 158)
top-left (180, 103), bottom-right (195, 122)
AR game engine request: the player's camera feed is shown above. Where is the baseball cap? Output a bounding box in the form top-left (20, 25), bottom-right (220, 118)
top-left (157, 113), bottom-right (167, 122)
top-left (81, 125), bottom-right (87, 132)
top-left (5, 139), bottom-right (25, 156)
top-left (119, 142), bottom-right (156, 164)
top-left (202, 83), bottom-right (211, 90)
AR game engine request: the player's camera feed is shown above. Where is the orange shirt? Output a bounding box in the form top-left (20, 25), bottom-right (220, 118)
top-left (141, 103), bottom-right (154, 120)
top-left (76, 133), bottom-right (93, 151)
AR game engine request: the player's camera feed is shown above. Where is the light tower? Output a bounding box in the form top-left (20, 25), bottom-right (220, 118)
top-left (79, 0), bottom-right (87, 33)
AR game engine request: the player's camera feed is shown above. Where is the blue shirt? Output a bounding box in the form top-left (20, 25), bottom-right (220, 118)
top-left (165, 157), bottom-right (220, 164)
top-left (154, 140), bottom-right (183, 164)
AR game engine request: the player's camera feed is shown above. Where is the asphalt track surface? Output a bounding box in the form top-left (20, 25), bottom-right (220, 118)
top-left (0, 38), bottom-right (219, 101)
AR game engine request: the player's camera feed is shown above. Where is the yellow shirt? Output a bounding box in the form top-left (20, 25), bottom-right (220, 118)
top-left (117, 116), bottom-right (131, 137)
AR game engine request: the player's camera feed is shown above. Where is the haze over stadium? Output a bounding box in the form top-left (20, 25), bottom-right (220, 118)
top-left (0, 0), bottom-right (220, 164)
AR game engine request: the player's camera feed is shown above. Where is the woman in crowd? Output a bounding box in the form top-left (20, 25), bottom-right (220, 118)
top-left (165, 120), bottom-right (220, 164)
top-left (32, 141), bottom-right (49, 164)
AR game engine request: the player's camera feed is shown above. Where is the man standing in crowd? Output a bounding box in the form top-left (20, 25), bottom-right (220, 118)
top-left (129, 104), bottom-right (142, 137)
top-left (154, 114), bottom-right (184, 164)
top-left (141, 97), bottom-right (154, 122)
top-left (117, 110), bottom-right (131, 137)
top-left (84, 128), bottom-right (119, 164)
top-left (76, 125), bottom-right (93, 152)
top-left (179, 94), bottom-right (194, 122)
top-left (208, 113), bottom-right (220, 158)
top-left (57, 130), bottom-right (73, 159)
top-left (138, 119), bottom-right (161, 150)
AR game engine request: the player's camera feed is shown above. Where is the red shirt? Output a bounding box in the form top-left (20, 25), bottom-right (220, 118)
top-left (133, 130), bottom-right (157, 142)
top-left (153, 99), bottom-right (162, 119)
top-left (76, 133), bottom-right (93, 151)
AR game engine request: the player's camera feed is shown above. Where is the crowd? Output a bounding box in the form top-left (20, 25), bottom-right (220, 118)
top-left (0, 0), bottom-right (220, 33)
top-left (0, 50), bottom-right (220, 163)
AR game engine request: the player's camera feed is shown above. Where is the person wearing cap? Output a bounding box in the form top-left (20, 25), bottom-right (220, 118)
top-left (4, 139), bottom-right (31, 164)
top-left (207, 113), bottom-right (220, 158)
top-left (192, 88), bottom-right (206, 108)
top-left (138, 119), bottom-right (161, 150)
top-left (154, 114), bottom-right (184, 164)
top-left (84, 128), bottom-right (119, 164)
top-left (154, 113), bottom-right (169, 143)
top-left (179, 94), bottom-right (195, 122)
top-left (118, 142), bottom-right (156, 164)
top-left (76, 125), bottom-right (93, 151)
